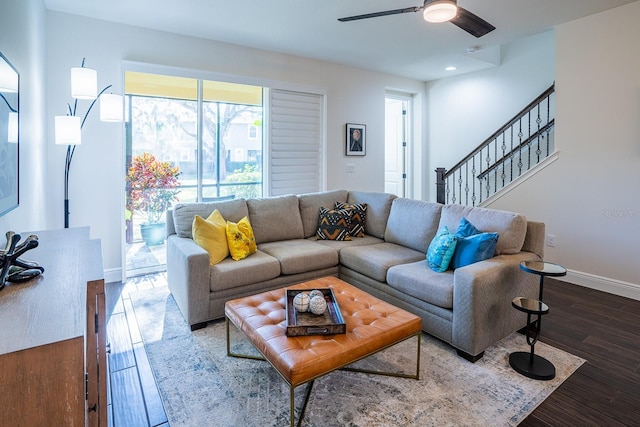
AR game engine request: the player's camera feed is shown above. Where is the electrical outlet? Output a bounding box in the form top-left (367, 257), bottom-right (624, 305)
top-left (546, 234), bottom-right (556, 247)
top-left (346, 164), bottom-right (355, 173)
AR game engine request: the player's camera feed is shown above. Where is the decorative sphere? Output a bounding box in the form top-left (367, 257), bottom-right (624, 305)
top-left (293, 292), bottom-right (310, 312)
top-left (309, 289), bottom-right (324, 300)
top-left (309, 295), bottom-right (327, 315)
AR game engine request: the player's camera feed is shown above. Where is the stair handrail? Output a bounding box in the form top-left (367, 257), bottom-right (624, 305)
top-left (442, 84), bottom-right (555, 180)
top-left (476, 119), bottom-right (555, 180)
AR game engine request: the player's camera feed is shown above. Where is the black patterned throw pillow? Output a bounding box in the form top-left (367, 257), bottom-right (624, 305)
top-left (315, 207), bottom-right (353, 241)
top-left (335, 202), bottom-right (367, 237)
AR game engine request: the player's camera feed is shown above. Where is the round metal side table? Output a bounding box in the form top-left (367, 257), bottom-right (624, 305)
top-left (509, 261), bottom-right (567, 381)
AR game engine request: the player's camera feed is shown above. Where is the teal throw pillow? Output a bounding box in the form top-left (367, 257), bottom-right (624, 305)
top-left (456, 217), bottom-right (480, 238)
top-left (426, 226), bottom-right (457, 272)
top-left (450, 231), bottom-right (499, 269)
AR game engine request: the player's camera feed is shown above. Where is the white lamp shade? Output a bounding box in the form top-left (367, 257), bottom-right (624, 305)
top-left (0, 61), bottom-right (18, 93)
top-left (55, 116), bottom-right (82, 145)
top-left (423, 0), bottom-right (458, 23)
top-left (71, 67), bottom-right (97, 99)
top-left (8, 111), bottom-right (18, 143)
top-left (100, 93), bottom-right (123, 122)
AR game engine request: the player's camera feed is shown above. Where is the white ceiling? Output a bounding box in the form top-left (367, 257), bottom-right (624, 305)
top-left (44, 0), bottom-right (637, 81)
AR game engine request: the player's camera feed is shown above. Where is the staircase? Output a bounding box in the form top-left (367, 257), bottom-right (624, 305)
top-left (436, 84), bottom-right (555, 206)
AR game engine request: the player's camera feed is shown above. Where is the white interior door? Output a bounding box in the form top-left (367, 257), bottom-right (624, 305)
top-left (385, 95), bottom-right (410, 197)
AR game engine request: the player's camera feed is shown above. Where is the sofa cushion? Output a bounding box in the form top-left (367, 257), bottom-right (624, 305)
top-left (339, 242), bottom-right (426, 282)
top-left (258, 239), bottom-right (339, 275)
top-left (387, 261), bottom-right (454, 309)
top-left (210, 251), bottom-right (281, 292)
top-left (298, 190), bottom-right (349, 238)
top-left (385, 198), bottom-right (442, 253)
top-left (438, 204), bottom-right (527, 255)
top-left (315, 207), bottom-right (352, 241)
top-left (347, 191), bottom-right (397, 239)
top-left (426, 226), bottom-right (457, 272)
top-left (192, 210), bottom-right (229, 265)
top-left (226, 216), bottom-right (258, 261)
top-left (311, 234), bottom-right (384, 251)
top-left (247, 195), bottom-right (304, 244)
top-left (172, 199), bottom-right (249, 239)
top-left (335, 202), bottom-right (367, 237)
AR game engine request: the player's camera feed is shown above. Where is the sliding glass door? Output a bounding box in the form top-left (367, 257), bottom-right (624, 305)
top-left (124, 72), bottom-right (263, 277)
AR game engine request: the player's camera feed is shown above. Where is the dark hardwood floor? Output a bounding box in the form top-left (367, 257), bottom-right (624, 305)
top-left (520, 278), bottom-right (640, 426)
top-left (105, 276), bottom-right (640, 426)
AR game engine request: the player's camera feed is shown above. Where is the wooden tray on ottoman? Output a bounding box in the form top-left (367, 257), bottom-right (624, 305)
top-left (285, 288), bottom-right (346, 336)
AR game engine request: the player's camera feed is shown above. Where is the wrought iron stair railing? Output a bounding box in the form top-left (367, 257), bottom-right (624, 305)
top-left (436, 84), bottom-right (555, 206)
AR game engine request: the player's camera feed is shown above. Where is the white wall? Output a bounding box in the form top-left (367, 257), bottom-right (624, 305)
top-left (0, 0), bottom-right (48, 234)
top-left (437, 3), bottom-right (640, 298)
top-left (45, 12), bottom-right (426, 281)
top-left (490, 1), bottom-right (640, 297)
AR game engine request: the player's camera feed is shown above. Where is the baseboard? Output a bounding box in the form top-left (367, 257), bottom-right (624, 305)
top-left (104, 267), bottom-right (123, 284)
top-left (564, 270), bottom-right (640, 302)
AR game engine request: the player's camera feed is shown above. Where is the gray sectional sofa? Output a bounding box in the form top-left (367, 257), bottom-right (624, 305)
top-left (166, 189), bottom-right (545, 361)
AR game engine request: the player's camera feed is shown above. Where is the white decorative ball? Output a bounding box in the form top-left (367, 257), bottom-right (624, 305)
top-left (309, 295), bottom-right (327, 315)
top-left (309, 289), bottom-right (324, 300)
top-left (293, 292), bottom-right (310, 312)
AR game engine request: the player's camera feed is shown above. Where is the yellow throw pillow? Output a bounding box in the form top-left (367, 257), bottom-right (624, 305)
top-left (192, 209), bottom-right (229, 265)
top-left (226, 216), bottom-right (257, 261)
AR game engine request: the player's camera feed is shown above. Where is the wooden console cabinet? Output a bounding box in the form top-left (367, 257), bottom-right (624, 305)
top-left (0, 227), bottom-right (108, 426)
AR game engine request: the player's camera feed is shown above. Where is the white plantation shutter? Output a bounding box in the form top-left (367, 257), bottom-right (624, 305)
top-left (268, 89), bottom-right (324, 196)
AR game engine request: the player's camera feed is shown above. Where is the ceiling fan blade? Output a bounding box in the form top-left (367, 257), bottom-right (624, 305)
top-left (338, 6), bottom-right (422, 22)
top-left (450, 6), bottom-right (495, 38)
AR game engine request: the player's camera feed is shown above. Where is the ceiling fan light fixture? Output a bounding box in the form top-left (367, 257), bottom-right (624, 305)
top-left (423, 0), bottom-right (458, 23)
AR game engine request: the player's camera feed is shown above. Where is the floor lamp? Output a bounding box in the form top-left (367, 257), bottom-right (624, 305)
top-left (54, 58), bottom-right (123, 228)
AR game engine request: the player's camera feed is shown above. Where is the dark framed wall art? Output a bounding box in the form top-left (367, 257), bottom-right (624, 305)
top-left (0, 51), bottom-right (19, 216)
top-left (346, 123), bottom-right (365, 156)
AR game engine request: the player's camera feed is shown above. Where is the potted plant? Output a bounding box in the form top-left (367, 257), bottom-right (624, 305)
top-left (126, 153), bottom-right (180, 246)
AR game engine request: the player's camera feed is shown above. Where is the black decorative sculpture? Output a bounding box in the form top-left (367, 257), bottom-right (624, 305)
top-left (0, 231), bottom-right (44, 290)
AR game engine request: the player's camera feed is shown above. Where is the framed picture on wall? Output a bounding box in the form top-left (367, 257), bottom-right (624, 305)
top-left (346, 123), bottom-right (365, 156)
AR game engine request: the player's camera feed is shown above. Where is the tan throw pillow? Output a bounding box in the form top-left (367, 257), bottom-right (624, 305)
top-left (192, 209), bottom-right (229, 265)
top-left (226, 216), bottom-right (257, 261)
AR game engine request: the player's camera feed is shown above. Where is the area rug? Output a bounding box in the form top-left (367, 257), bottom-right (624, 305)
top-left (130, 287), bottom-right (585, 427)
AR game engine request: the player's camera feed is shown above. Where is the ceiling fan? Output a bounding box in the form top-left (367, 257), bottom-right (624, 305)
top-left (338, 0), bottom-right (496, 38)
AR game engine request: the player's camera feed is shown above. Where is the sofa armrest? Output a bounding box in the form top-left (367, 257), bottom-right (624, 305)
top-left (166, 235), bottom-right (211, 327)
top-left (451, 251), bottom-right (542, 356)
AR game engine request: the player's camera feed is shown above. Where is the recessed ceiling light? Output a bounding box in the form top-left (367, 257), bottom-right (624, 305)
top-left (445, 66), bottom-right (457, 71)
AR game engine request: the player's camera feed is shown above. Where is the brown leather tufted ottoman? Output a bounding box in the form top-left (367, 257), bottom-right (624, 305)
top-left (225, 276), bottom-right (422, 427)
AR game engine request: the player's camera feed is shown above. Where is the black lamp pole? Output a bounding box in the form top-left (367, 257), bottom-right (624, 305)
top-left (0, 93), bottom-right (17, 113)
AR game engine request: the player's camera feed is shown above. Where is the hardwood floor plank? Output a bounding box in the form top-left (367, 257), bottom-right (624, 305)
top-left (107, 312), bottom-right (136, 373)
top-left (583, 334), bottom-right (640, 370)
top-left (133, 343), bottom-right (168, 426)
top-left (134, 342), bottom-right (168, 427)
top-left (124, 297), bottom-right (143, 345)
top-left (107, 403), bottom-right (113, 427)
top-left (110, 366), bottom-right (149, 427)
top-left (106, 282), bottom-right (125, 316)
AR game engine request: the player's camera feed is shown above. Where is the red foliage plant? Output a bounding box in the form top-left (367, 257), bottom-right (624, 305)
top-left (127, 153), bottom-right (180, 224)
